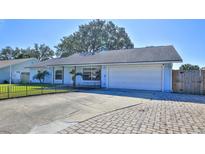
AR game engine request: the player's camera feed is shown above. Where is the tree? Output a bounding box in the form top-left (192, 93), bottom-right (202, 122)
top-left (0, 44), bottom-right (54, 61)
top-left (27, 44), bottom-right (54, 61)
top-left (0, 46), bottom-right (31, 60)
top-left (33, 70), bottom-right (49, 83)
top-left (55, 19), bottom-right (134, 57)
top-left (179, 64), bottom-right (200, 71)
top-left (13, 47), bottom-right (24, 59)
top-left (17, 48), bottom-right (32, 59)
top-left (0, 46), bottom-right (14, 60)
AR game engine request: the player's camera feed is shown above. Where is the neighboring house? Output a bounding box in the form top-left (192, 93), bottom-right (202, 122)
top-left (201, 67), bottom-right (205, 70)
top-left (0, 58), bottom-right (38, 83)
top-left (29, 45), bottom-right (182, 92)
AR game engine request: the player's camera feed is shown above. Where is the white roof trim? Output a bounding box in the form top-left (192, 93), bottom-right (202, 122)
top-left (41, 60), bottom-right (182, 67)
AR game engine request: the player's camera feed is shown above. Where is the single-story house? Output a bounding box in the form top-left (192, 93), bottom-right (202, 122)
top-left (0, 58), bottom-right (38, 83)
top-left (29, 45), bottom-right (182, 92)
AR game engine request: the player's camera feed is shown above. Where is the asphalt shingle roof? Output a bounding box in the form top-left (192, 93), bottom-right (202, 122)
top-left (29, 45), bottom-right (182, 68)
top-left (0, 58), bottom-right (37, 69)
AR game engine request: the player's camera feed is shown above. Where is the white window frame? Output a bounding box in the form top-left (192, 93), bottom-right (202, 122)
top-left (55, 70), bottom-right (63, 80)
top-left (82, 66), bottom-right (101, 81)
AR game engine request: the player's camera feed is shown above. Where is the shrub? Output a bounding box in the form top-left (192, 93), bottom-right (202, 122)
top-left (3, 80), bottom-right (9, 84)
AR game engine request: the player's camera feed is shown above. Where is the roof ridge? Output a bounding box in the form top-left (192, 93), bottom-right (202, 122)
top-left (72, 45), bottom-right (174, 55)
top-left (0, 58), bottom-right (36, 62)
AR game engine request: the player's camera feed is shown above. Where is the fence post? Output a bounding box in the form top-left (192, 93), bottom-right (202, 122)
top-left (201, 70), bottom-right (205, 95)
top-left (26, 85), bottom-right (28, 96)
top-left (7, 85), bottom-right (10, 98)
top-left (203, 70), bottom-right (205, 95)
top-left (41, 85), bottom-right (43, 94)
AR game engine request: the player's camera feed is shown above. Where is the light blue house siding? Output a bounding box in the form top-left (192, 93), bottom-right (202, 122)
top-left (0, 67), bottom-right (10, 83)
top-left (29, 63), bottom-right (173, 92)
top-left (0, 59), bottom-right (38, 83)
top-left (30, 65), bottom-right (100, 86)
top-left (163, 63), bottom-right (173, 92)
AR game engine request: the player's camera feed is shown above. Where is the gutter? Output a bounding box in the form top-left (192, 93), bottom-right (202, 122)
top-left (27, 60), bottom-right (183, 68)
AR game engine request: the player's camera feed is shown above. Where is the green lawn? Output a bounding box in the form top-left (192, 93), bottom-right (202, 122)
top-left (0, 84), bottom-right (71, 100)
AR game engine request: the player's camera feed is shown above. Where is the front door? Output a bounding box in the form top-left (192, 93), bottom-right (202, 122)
top-left (20, 72), bottom-right (30, 83)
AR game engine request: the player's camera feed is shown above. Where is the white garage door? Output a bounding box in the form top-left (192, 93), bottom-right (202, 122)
top-left (108, 65), bottom-right (162, 91)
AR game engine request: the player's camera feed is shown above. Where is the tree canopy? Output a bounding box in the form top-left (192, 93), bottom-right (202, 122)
top-left (0, 44), bottom-right (54, 61)
top-left (55, 19), bottom-right (134, 57)
top-left (179, 64), bottom-right (200, 71)
top-left (0, 47), bottom-right (15, 60)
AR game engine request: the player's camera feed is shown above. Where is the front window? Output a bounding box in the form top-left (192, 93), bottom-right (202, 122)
top-left (55, 70), bottom-right (63, 80)
top-left (83, 67), bottom-right (101, 81)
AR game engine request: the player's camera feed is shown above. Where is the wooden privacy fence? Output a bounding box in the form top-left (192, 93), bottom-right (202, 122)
top-left (172, 70), bottom-right (205, 95)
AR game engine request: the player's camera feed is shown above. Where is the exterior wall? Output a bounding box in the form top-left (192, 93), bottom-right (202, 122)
top-left (163, 63), bottom-right (173, 92)
top-left (101, 65), bottom-right (110, 88)
top-left (28, 63), bottom-right (173, 92)
top-left (0, 67), bottom-right (10, 83)
top-left (30, 65), bottom-right (101, 86)
top-left (30, 67), bottom-right (53, 83)
top-left (0, 59), bottom-right (38, 83)
top-left (53, 66), bottom-right (64, 84)
top-left (52, 66), bottom-right (73, 84)
top-left (101, 63), bottom-right (173, 92)
top-left (101, 65), bottom-right (107, 88)
top-left (63, 66), bottom-right (73, 85)
top-left (30, 66), bottom-right (73, 85)
top-left (75, 66), bottom-right (101, 87)
top-left (11, 59), bottom-right (38, 83)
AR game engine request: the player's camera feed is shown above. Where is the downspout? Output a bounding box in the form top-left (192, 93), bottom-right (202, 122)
top-left (162, 64), bottom-right (165, 92)
top-left (74, 66), bottom-right (76, 87)
top-left (52, 67), bottom-right (54, 84)
top-left (91, 65), bottom-right (92, 87)
top-left (62, 66), bottom-right (64, 84)
top-left (9, 52), bottom-right (12, 85)
top-left (91, 65), bottom-right (92, 81)
top-left (170, 63), bottom-right (173, 92)
top-left (9, 64), bottom-right (12, 84)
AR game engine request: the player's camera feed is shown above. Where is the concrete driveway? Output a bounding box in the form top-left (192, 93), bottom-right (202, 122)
top-left (1, 89), bottom-right (205, 134)
top-left (0, 89), bottom-right (143, 134)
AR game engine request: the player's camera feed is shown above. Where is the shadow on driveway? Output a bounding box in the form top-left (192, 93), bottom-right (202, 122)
top-left (77, 88), bottom-right (205, 104)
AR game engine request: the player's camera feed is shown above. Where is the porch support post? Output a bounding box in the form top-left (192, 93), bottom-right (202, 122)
top-left (100, 65), bottom-right (102, 88)
top-left (74, 66), bottom-right (76, 87)
top-left (161, 64), bottom-right (165, 92)
top-left (62, 66), bottom-right (64, 84)
top-left (52, 67), bottom-right (55, 84)
top-left (91, 65), bottom-right (92, 81)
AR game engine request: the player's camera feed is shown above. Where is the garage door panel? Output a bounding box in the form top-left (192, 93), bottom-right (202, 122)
top-left (108, 65), bottom-right (162, 90)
